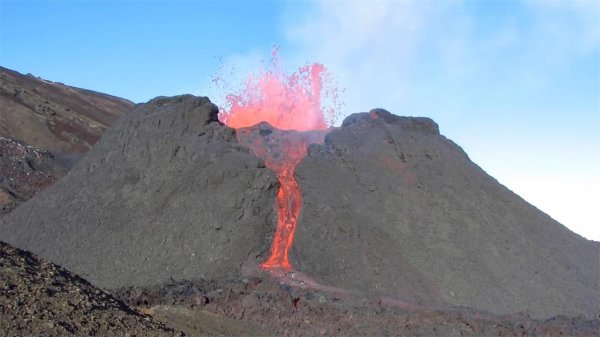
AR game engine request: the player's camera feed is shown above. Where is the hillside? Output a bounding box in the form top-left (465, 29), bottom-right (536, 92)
top-left (0, 66), bottom-right (134, 213)
top-left (0, 66), bottom-right (133, 154)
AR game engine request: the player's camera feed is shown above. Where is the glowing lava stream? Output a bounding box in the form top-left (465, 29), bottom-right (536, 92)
top-left (236, 130), bottom-right (327, 271)
top-left (218, 49), bottom-right (341, 272)
top-left (264, 164), bottom-right (302, 270)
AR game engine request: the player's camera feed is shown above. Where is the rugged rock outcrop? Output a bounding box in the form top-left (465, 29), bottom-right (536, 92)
top-left (0, 137), bottom-right (68, 215)
top-left (0, 240), bottom-right (183, 337)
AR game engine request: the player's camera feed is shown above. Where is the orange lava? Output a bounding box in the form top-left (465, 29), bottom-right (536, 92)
top-left (218, 48), bottom-right (341, 271)
top-left (262, 146), bottom-right (307, 271)
top-left (222, 62), bottom-right (328, 131)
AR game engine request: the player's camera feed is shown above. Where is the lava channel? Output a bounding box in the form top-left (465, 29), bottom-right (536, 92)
top-left (235, 125), bottom-right (327, 271)
top-left (218, 49), bottom-right (341, 272)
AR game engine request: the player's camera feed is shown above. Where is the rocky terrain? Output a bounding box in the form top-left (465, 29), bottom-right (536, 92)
top-left (0, 137), bottom-right (67, 215)
top-left (0, 66), bottom-right (134, 214)
top-left (116, 277), bottom-right (600, 337)
top-left (0, 240), bottom-right (183, 337)
top-left (2, 239), bottom-right (597, 337)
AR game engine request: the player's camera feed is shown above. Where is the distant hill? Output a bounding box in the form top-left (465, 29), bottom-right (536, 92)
top-left (0, 66), bottom-right (133, 154)
top-left (0, 66), bottom-right (134, 214)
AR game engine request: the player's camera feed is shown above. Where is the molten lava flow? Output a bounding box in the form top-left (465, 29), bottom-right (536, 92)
top-left (235, 128), bottom-right (326, 271)
top-left (269, 169), bottom-right (301, 270)
top-left (218, 48), bottom-right (341, 272)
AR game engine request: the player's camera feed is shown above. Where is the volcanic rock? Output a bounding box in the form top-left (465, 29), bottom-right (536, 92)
top-left (0, 66), bottom-right (134, 154)
top-left (0, 137), bottom-right (68, 215)
top-left (0, 95), bottom-right (277, 288)
top-left (116, 278), bottom-right (600, 337)
top-left (0, 240), bottom-right (183, 337)
top-left (293, 109), bottom-right (599, 318)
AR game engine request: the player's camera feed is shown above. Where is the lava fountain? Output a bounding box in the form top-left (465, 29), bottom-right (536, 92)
top-left (218, 49), bottom-right (342, 272)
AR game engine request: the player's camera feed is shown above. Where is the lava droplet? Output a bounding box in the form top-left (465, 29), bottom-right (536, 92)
top-left (218, 48), bottom-right (342, 272)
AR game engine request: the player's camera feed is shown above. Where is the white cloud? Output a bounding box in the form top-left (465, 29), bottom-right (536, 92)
top-left (282, 1), bottom-right (439, 116)
top-left (281, 0), bottom-right (599, 119)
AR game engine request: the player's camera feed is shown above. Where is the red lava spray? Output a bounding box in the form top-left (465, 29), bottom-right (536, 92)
top-left (218, 48), bottom-right (341, 272)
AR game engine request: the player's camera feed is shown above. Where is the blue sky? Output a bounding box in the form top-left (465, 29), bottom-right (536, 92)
top-left (1, 0), bottom-right (599, 240)
top-left (0, 1), bottom-right (285, 100)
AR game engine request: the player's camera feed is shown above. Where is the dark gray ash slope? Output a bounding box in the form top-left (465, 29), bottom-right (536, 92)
top-left (1, 98), bottom-right (597, 320)
top-left (293, 109), bottom-right (599, 318)
top-left (0, 95), bottom-right (277, 288)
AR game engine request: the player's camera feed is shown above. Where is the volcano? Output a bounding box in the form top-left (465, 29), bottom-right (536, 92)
top-left (0, 95), bottom-right (598, 320)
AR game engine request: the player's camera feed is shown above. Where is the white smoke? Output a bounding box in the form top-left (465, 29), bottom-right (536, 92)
top-left (282, 1), bottom-right (443, 119)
